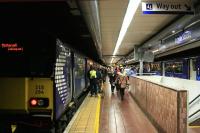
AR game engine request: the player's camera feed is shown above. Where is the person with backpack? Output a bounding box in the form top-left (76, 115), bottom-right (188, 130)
top-left (89, 66), bottom-right (98, 97)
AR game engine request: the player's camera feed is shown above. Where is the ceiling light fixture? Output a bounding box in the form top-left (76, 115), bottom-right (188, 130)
top-left (110, 0), bottom-right (141, 64)
top-left (152, 49), bottom-right (159, 53)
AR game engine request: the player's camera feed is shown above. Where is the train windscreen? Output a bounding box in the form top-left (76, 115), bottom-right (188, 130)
top-left (54, 39), bottom-right (72, 120)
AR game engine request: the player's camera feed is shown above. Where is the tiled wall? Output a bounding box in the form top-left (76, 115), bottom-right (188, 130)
top-left (129, 77), bottom-right (187, 133)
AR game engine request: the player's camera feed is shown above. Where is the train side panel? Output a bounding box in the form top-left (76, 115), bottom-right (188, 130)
top-left (54, 39), bottom-right (73, 120)
top-left (73, 54), bottom-right (86, 98)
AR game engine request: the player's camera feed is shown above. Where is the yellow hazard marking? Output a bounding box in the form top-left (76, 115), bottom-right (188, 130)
top-left (189, 126), bottom-right (200, 128)
top-left (11, 125), bottom-right (16, 133)
top-left (94, 95), bottom-right (101, 133)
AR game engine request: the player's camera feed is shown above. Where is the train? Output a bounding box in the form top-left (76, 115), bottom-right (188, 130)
top-left (0, 32), bottom-right (100, 133)
top-left (141, 57), bottom-right (200, 81)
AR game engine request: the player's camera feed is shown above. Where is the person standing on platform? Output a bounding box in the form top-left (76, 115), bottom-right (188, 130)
top-left (89, 66), bottom-right (98, 97)
top-left (109, 72), bottom-right (115, 93)
top-left (118, 69), bottom-right (128, 100)
top-left (102, 68), bottom-right (108, 83)
top-left (96, 68), bottom-right (102, 93)
top-left (114, 67), bottom-right (120, 91)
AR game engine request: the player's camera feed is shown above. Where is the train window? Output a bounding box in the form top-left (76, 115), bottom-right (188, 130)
top-left (173, 62), bottom-right (183, 73)
top-left (165, 63), bottom-right (173, 72)
top-left (151, 63), bottom-right (161, 71)
top-left (165, 61), bottom-right (183, 73)
top-left (74, 54), bottom-right (86, 97)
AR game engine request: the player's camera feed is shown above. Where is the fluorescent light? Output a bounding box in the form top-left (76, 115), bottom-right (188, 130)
top-left (126, 59), bottom-right (134, 63)
top-left (110, 58), bottom-right (114, 64)
top-left (152, 49), bottom-right (159, 53)
top-left (110, 0), bottom-right (141, 64)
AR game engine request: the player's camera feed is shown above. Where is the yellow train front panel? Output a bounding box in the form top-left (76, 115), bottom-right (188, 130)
top-left (27, 78), bottom-right (53, 118)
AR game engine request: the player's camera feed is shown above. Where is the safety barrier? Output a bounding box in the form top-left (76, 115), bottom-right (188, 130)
top-left (129, 76), bottom-right (187, 133)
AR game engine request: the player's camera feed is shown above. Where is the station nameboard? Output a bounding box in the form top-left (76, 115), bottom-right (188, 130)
top-left (142, 2), bottom-right (194, 14)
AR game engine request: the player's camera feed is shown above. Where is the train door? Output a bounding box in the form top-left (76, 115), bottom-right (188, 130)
top-left (190, 58), bottom-right (197, 80)
top-left (196, 57), bottom-right (200, 80)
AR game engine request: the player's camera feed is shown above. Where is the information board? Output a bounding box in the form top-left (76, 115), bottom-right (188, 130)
top-left (0, 34), bottom-right (55, 77)
top-left (142, 2), bottom-right (194, 14)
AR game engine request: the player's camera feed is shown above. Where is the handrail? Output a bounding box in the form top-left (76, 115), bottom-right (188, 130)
top-left (189, 109), bottom-right (200, 118)
top-left (189, 94), bottom-right (200, 105)
top-left (136, 73), bottom-right (156, 75)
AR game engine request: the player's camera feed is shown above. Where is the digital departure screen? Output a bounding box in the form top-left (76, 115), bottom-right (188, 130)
top-left (1, 43), bottom-right (23, 52)
top-left (0, 32), bottom-right (55, 77)
top-left (55, 39), bottom-right (72, 120)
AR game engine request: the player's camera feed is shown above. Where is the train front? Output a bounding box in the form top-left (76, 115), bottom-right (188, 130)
top-left (0, 28), bottom-right (74, 132)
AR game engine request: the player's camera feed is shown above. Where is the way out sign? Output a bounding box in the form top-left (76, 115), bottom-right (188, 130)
top-left (142, 2), bottom-right (194, 14)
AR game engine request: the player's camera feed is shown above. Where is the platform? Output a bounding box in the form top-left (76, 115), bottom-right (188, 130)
top-left (64, 94), bottom-right (100, 133)
top-left (64, 79), bottom-right (200, 133)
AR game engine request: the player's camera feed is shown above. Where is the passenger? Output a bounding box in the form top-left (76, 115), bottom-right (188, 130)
top-left (114, 71), bottom-right (120, 92)
top-left (96, 68), bottom-right (102, 93)
top-left (87, 66), bottom-right (92, 89)
top-left (118, 69), bottom-right (128, 101)
top-left (109, 71), bottom-right (115, 93)
top-left (102, 68), bottom-right (107, 83)
top-left (89, 66), bottom-right (98, 97)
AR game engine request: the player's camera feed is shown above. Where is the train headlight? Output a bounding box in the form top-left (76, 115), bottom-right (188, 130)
top-left (29, 98), bottom-right (49, 107)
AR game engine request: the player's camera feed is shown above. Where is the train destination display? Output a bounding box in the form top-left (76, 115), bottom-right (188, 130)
top-left (1, 43), bottom-right (23, 52)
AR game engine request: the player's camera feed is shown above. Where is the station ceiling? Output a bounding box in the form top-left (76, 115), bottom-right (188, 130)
top-left (0, 0), bottom-right (194, 66)
top-left (76, 0), bottom-right (192, 65)
top-left (99, 0), bottom-right (192, 64)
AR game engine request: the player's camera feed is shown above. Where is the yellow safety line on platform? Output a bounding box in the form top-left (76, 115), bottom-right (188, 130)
top-left (94, 95), bottom-right (101, 133)
top-left (189, 126), bottom-right (200, 128)
top-left (11, 125), bottom-right (16, 133)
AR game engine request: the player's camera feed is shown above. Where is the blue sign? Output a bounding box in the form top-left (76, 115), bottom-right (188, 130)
top-left (142, 2), bottom-right (194, 14)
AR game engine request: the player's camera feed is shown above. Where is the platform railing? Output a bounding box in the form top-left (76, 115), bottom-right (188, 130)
top-left (189, 94), bottom-right (200, 105)
top-left (129, 77), bottom-right (187, 133)
top-left (136, 73), bottom-right (156, 76)
top-left (188, 94), bottom-right (200, 123)
top-left (189, 109), bottom-right (200, 118)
